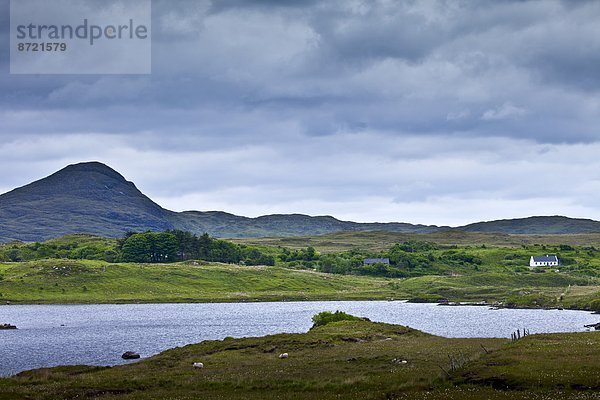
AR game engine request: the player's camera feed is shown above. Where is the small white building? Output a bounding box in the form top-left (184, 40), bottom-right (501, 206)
top-left (529, 255), bottom-right (559, 267)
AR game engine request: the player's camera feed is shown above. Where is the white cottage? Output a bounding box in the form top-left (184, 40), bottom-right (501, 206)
top-left (529, 255), bottom-right (559, 267)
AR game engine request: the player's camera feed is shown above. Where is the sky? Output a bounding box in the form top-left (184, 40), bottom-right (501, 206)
top-left (1, 0), bottom-right (600, 226)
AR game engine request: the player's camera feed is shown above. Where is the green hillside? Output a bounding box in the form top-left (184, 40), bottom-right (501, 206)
top-left (1, 230), bottom-right (600, 308)
top-left (0, 260), bottom-right (398, 303)
top-left (0, 258), bottom-right (598, 309)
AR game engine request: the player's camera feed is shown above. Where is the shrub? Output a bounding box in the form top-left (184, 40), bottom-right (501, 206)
top-left (311, 311), bottom-right (363, 329)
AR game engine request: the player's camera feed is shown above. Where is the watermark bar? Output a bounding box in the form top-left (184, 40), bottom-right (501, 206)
top-left (10, 0), bottom-right (151, 74)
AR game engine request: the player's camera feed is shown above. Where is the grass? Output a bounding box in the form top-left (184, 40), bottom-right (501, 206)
top-left (0, 230), bottom-right (599, 309)
top-left (0, 320), bottom-right (505, 399)
top-left (0, 259), bottom-right (598, 307)
top-left (0, 258), bottom-right (598, 308)
top-left (1, 319), bottom-right (598, 399)
top-left (0, 259), bottom-right (400, 303)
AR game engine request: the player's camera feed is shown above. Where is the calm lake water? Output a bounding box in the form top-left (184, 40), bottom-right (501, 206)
top-left (1, 301), bottom-right (598, 376)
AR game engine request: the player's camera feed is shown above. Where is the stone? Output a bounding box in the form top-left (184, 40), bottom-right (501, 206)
top-left (121, 351), bottom-right (140, 359)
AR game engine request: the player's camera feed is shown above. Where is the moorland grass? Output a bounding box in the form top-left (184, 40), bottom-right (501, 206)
top-left (0, 259), bottom-right (398, 303)
top-left (0, 257), bottom-right (598, 309)
top-left (0, 259), bottom-right (598, 308)
top-left (1, 319), bottom-right (599, 400)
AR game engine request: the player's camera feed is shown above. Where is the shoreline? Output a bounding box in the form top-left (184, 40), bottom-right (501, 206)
top-left (1, 297), bottom-right (598, 313)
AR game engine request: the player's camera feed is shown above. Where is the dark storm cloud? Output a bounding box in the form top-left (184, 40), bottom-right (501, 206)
top-left (0, 0), bottom-right (9, 71)
top-left (7, 0), bottom-right (599, 142)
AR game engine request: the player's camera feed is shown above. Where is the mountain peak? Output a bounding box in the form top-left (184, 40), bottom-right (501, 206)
top-left (0, 162), bottom-right (173, 242)
top-left (57, 161), bottom-right (127, 182)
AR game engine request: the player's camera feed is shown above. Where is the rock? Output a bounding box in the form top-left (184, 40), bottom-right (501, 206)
top-left (279, 353), bottom-right (289, 359)
top-left (121, 351), bottom-right (140, 359)
top-left (0, 324), bottom-right (17, 330)
top-left (584, 322), bottom-right (600, 330)
top-left (193, 362), bottom-right (204, 369)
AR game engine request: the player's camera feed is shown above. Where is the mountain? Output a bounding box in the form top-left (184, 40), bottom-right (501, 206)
top-left (459, 215), bottom-right (600, 234)
top-left (0, 162), bottom-right (437, 242)
top-left (0, 162), bottom-right (175, 242)
top-left (172, 211), bottom-right (438, 238)
top-left (1, 161), bottom-right (599, 242)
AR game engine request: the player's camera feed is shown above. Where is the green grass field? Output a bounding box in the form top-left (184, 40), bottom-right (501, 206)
top-left (0, 230), bottom-right (599, 308)
top-left (0, 259), bottom-right (403, 303)
top-left (0, 259), bottom-right (598, 309)
top-left (1, 319), bottom-right (598, 400)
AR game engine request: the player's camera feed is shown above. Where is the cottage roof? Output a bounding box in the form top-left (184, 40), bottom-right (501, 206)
top-left (532, 255), bottom-right (558, 262)
top-left (364, 258), bottom-right (390, 264)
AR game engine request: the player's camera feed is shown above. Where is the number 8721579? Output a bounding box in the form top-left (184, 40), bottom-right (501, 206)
top-left (17, 42), bottom-right (67, 52)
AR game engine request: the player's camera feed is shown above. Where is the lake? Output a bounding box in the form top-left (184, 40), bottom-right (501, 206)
top-left (1, 301), bottom-right (598, 376)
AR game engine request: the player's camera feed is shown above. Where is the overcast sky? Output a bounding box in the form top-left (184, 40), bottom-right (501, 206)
top-left (1, 0), bottom-right (600, 226)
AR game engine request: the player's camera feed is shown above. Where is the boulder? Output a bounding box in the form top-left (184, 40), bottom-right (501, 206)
top-left (121, 351), bottom-right (140, 359)
top-left (584, 322), bottom-right (600, 330)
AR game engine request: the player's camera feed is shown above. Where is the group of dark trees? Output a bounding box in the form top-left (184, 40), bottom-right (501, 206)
top-left (117, 230), bottom-right (275, 265)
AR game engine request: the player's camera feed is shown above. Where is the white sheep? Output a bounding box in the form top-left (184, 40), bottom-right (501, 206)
top-left (279, 353), bottom-right (289, 359)
top-left (193, 362), bottom-right (204, 369)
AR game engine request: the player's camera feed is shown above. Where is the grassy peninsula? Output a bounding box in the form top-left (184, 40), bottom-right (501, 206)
top-left (1, 317), bottom-right (598, 399)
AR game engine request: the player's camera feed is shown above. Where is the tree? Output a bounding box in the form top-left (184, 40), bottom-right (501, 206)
top-left (196, 233), bottom-right (212, 259)
top-left (147, 232), bottom-right (178, 262)
top-left (121, 234), bottom-right (151, 263)
top-left (169, 229), bottom-right (196, 260)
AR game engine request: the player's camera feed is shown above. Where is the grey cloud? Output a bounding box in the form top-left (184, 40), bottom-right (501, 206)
top-left (3, 0), bottom-right (600, 144)
top-left (207, 0), bottom-right (319, 14)
top-left (3, 0), bottom-right (600, 224)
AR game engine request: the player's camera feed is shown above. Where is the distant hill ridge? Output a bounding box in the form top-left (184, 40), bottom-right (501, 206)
top-left (1, 161), bottom-right (599, 242)
top-left (460, 215), bottom-right (600, 234)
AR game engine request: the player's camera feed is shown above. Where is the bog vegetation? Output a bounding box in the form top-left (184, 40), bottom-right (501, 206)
top-left (311, 310), bottom-right (364, 328)
top-left (1, 231), bottom-right (599, 309)
top-left (2, 232), bottom-right (599, 280)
